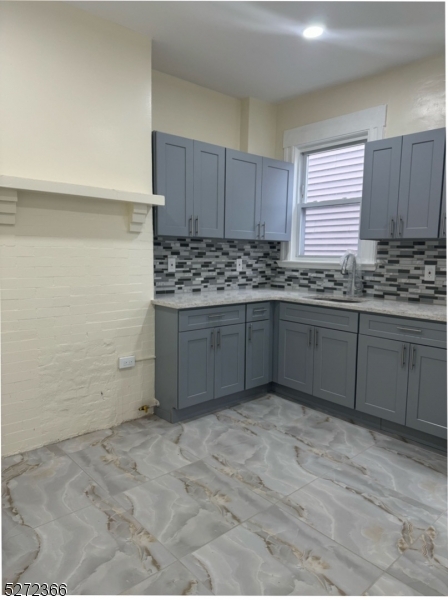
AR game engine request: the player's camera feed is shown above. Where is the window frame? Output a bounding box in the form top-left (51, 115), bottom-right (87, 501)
top-left (280, 106), bottom-right (387, 270)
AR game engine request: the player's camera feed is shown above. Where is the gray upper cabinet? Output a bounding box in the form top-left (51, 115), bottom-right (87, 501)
top-left (360, 128), bottom-right (446, 240)
top-left (397, 128), bottom-right (445, 239)
top-left (356, 335), bottom-right (409, 425)
top-left (225, 149), bottom-right (262, 240)
top-left (193, 141), bottom-right (225, 238)
top-left (260, 158), bottom-right (294, 241)
top-left (246, 320), bottom-right (272, 390)
top-left (313, 328), bottom-right (357, 409)
top-left (153, 132), bottom-right (194, 237)
top-left (277, 320), bottom-right (314, 394)
top-left (154, 134), bottom-right (294, 241)
top-left (360, 137), bottom-right (402, 240)
top-left (178, 328), bottom-right (215, 409)
top-left (406, 344), bottom-right (447, 439)
top-left (153, 133), bottom-right (225, 238)
top-left (439, 169), bottom-right (446, 238)
top-left (214, 323), bottom-right (246, 399)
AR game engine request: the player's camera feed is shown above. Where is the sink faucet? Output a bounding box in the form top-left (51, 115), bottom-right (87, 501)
top-left (340, 251), bottom-right (363, 297)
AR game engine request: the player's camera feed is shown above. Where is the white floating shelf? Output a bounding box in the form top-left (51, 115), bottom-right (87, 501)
top-left (0, 175), bottom-right (165, 206)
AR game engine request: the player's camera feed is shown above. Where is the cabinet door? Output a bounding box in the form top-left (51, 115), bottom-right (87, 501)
top-left (214, 323), bottom-right (245, 399)
top-left (356, 335), bottom-right (408, 424)
top-left (178, 329), bottom-right (214, 409)
top-left (359, 137), bottom-right (402, 240)
top-left (246, 320), bottom-right (271, 390)
top-left (406, 345), bottom-right (447, 438)
top-left (153, 132), bottom-right (194, 237)
top-left (225, 149), bottom-right (262, 240)
top-left (313, 328), bottom-right (357, 408)
top-left (397, 128), bottom-right (445, 239)
top-left (193, 141), bottom-right (225, 239)
top-left (439, 169), bottom-right (446, 238)
top-left (277, 321), bottom-right (314, 394)
top-left (260, 158), bottom-right (293, 241)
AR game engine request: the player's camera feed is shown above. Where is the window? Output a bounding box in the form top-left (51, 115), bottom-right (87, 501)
top-left (280, 105), bottom-right (386, 270)
top-left (299, 142), bottom-right (365, 256)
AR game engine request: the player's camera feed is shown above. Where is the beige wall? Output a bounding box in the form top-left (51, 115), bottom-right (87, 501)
top-left (240, 97), bottom-right (277, 159)
top-left (276, 53), bottom-right (445, 158)
top-left (152, 70), bottom-right (241, 150)
top-left (0, 3), bottom-right (155, 456)
top-left (0, 2), bottom-right (152, 192)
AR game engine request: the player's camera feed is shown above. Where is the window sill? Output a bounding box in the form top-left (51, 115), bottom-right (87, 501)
top-left (277, 259), bottom-right (377, 271)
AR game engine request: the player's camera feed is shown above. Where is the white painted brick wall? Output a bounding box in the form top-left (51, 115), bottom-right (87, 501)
top-left (0, 192), bottom-right (156, 456)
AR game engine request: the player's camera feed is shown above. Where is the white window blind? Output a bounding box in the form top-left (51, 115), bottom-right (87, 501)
top-left (300, 143), bottom-right (365, 257)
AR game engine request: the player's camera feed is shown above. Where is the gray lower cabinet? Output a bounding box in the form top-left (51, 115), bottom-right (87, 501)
top-left (277, 313), bottom-right (358, 407)
top-left (179, 323), bottom-right (245, 408)
top-left (406, 344), bottom-right (447, 439)
top-left (246, 320), bottom-right (271, 389)
top-left (356, 335), bottom-right (409, 424)
top-left (179, 328), bottom-right (215, 409)
top-left (313, 327), bottom-right (357, 408)
top-left (277, 321), bottom-right (314, 394)
top-left (214, 323), bottom-right (245, 399)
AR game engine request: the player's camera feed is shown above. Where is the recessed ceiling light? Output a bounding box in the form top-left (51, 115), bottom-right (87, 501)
top-left (303, 25), bottom-right (324, 39)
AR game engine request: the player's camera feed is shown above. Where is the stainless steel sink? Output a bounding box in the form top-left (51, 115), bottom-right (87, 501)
top-left (310, 296), bottom-right (364, 303)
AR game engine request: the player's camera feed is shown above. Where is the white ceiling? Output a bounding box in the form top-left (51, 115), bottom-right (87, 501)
top-left (70, 1), bottom-right (445, 103)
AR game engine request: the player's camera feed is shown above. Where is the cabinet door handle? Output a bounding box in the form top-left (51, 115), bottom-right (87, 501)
top-left (189, 216), bottom-right (193, 236)
top-left (389, 218), bottom-right (395, 237)
top-left (210, 331), bottom-right (214, 349)
top-left (315, 329), bottom-right (318, 348)
top-left (253, 308), bottom-right (267, 314)
top-left (399, 217), bottom-right (404, 237)
top-left (308, 328), bottom-right (313, 347)
top-left (217, 329), bottom-right (221, 348)
top-left (257, 223), bottom-right (260, 238)
top-left (411, 346), bottom-right (416, 370)
top-left (397, 326), bottom-right (422, 334)
top-left (262, 222), bottom-right (266, 239)
top-left (208, 313), bottom-right (226, 320)
top-left (195, 217), bottom-right (199, 236)
top-left (443, 214), bottom-right (446, 237)
top-left (248, 324), bottom-right (252, 342)
top-left (401, 343), bottom-right (407, 368)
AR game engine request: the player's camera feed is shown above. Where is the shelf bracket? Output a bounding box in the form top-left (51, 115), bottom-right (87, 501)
top-left (0, 188), bottom-right (18, 226)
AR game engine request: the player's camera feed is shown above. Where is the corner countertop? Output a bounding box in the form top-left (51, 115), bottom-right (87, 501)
top-left (152, 289), bottom-right (447, 323)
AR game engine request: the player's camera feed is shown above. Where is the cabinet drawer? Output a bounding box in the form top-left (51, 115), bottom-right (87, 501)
top-left (359, 313), bottom-right (446, 349)
top-left (279, 302), bottom-right (358, 333)
top-left (246, 302), bottom-right (272, 322)
top-left (179, 304), bottom-right (245, 332)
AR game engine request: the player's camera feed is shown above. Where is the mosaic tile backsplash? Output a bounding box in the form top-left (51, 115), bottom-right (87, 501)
top-left (154, 237), bottom-right (278, 293)
top-left (154, 237), bottom-right (446, 305)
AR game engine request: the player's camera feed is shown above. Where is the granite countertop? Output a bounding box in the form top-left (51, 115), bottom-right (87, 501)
top-left (152, 289), bottom-right (447, 322)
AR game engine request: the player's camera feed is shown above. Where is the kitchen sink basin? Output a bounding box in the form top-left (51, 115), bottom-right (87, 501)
top-left (310, 296), bottom-right (364, 303)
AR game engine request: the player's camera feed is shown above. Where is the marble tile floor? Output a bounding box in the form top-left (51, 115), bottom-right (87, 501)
top-left (2, 394), bottom-right (447, 595)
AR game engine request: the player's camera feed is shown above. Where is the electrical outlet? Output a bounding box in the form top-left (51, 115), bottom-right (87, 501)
top-left (424, 265), bottom-right (436, 282)
top-left (236, 258), bottom-right (243, 272)
top-left (168, 257), bottom-right (176, 273)
top-left (119, 356), bottom-right (135, 369)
